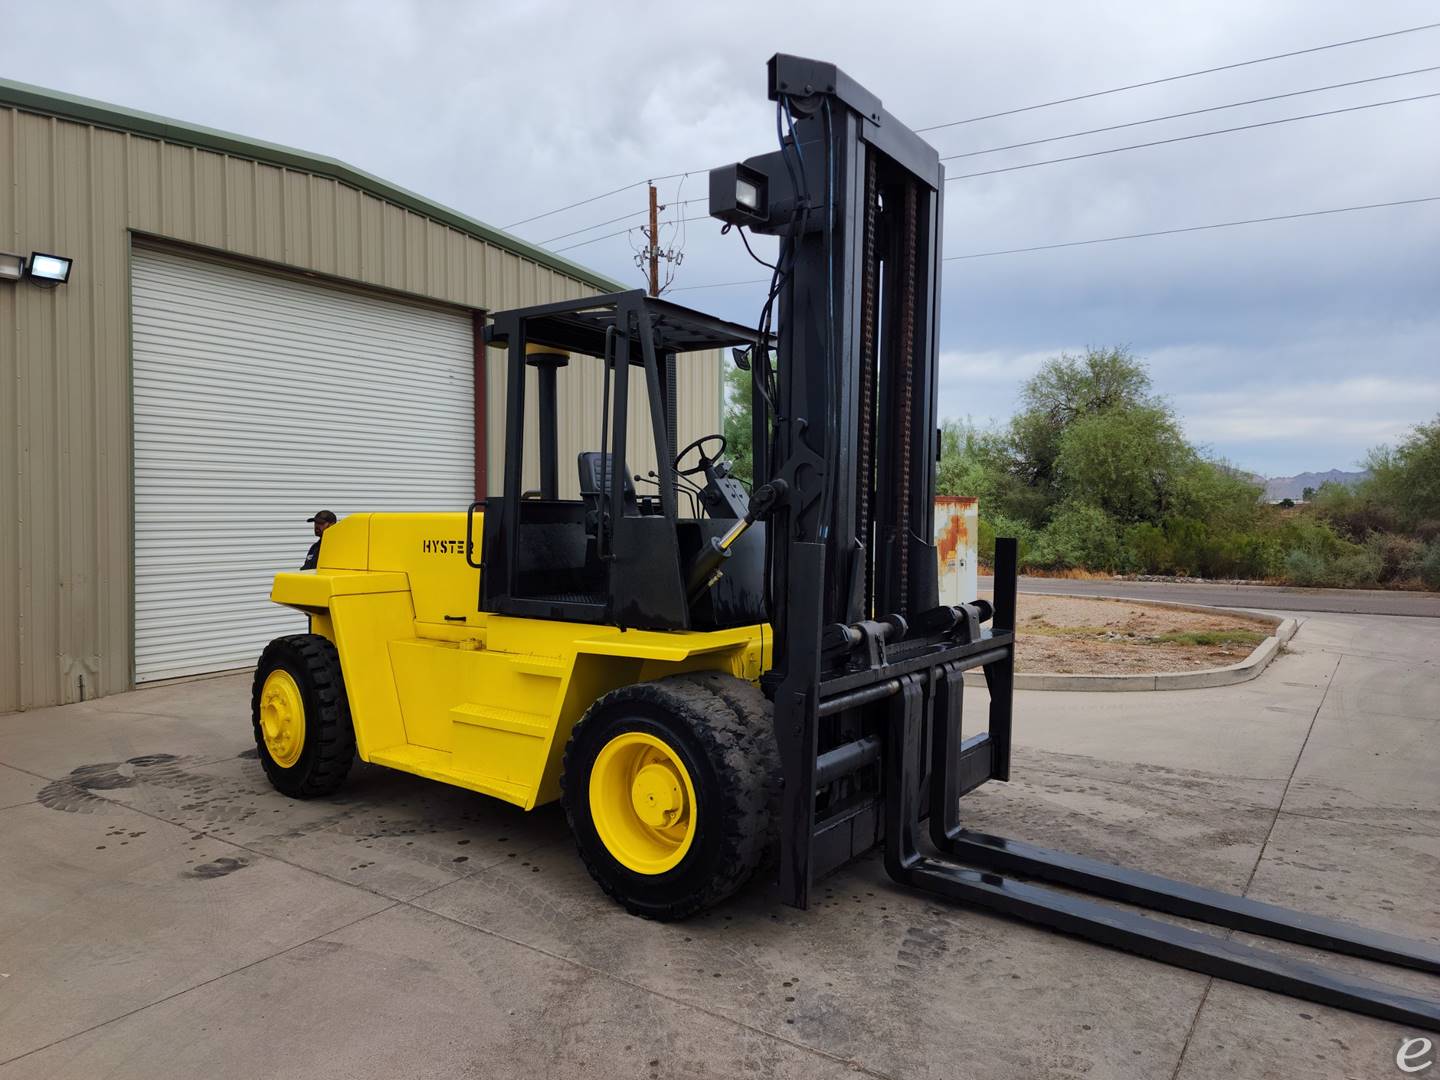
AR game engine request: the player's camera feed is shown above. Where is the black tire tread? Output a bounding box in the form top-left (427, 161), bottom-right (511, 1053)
top-left (561, 671), bottom-right (777, 921)
top-left (250, 634), bottom-right (355, 798)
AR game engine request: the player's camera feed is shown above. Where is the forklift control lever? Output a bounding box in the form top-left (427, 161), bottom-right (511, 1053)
top-left (684, 479), bottom-right (788, 603)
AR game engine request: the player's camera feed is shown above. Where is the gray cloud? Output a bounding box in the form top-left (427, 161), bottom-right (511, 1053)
top-left (6, 0), bottom-right (1437, 475)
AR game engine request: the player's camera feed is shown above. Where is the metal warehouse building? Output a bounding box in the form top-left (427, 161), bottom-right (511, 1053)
top-left (0, 80), bottom-right (721, 712)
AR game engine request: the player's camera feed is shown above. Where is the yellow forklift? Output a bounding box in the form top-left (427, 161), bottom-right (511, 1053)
top-left (259, 293), bottom-right (782, 918)
top-left (254, 54), bottom-right (1439, 1026)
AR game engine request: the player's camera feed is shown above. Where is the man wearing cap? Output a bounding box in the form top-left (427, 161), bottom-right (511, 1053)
top-left (302, 510), bottom-right (337, 570)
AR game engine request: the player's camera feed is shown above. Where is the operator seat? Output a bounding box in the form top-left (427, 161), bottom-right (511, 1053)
top-left (577, 452), bottom-right (638, 535)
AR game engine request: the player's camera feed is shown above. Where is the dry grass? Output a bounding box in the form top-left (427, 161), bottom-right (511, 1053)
top-left (985, 594), bottom-right (1275, 675)
top-left (1011, 566), bottom-right (1115, 580)
top-left (976, 564), bottom-right (1115, 580)
top-left (1022, 623), bottom-right (1267, 648)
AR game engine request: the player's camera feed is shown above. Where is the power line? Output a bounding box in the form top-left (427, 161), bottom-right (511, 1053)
top-left (538, 199), bottom-right (703, 245)
top-left (942, 65), bottom-right (1440, 161)
top-left (944, 195), bottom-right (1440, 258)
top-left (666, 276), bottom-right (772, 293)
top-left (944, 91), bottom-right (1440, 181)
top-left (503, 171), bottom-right (694, 230)
top-left (504, 24), bottom-right (1440, 235)
top-left (915, 21), bottom-right (1440, 133)
top-left (539, 207), bottom-right (649, 244)
top-left (554, 213), bottom-right (711, 253)
top-left (549, 85), bottom-right (1440, 253)
top-left (666, 195), bottom-right (1440, 290)
top-left (506, 24), bottom-right (1439, 233)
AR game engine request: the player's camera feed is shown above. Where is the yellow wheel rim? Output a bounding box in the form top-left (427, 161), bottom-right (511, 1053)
top-left (589, 731), bottom-right (697, 875)
top-left (259, 669), bottom-right (306, 768)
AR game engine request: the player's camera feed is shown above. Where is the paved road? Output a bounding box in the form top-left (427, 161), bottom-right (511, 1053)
top-left (1, 612), bottom-right (1437, 1078)
top-left (979, 573), bottom-right (1440, 616)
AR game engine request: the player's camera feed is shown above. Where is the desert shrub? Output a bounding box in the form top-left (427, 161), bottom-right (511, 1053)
top-left (1159, 516), bottom-right (1211, 576)
top-left (1324, 548), bottom-right (1383, 588)
top-left (1030, 503), bottom-right (1126, 571)
top-left (1283, 548), bottom-right (1330, 586)
top-left (1365, 532), bottom-right (1425, 583)
top-left (1208, 531), bottom-right (1282, 580)
top-left (1269, 517), bottom-right (1352, 561)
top-left (1125, 522), bottom-right (1170, 574)
top-left (1364, 417), bottom-right (1440, 530)
top-left (1118, 517), bottom-right (1275, 579)
top-left (977, 514), bottom-right (1041, 567)
top-left (1419, 541), bottom-right (1440, 590)
top-left (1310, 482), bottom-right (1397, 540)
top-left (932, 362), bottom-right (1437, 589)
top-left (1273, 517), bottom-right (1378, 587)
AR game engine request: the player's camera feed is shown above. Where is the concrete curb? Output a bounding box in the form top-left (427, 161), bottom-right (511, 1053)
top-left (963, 595), bottom-right (1298, 692)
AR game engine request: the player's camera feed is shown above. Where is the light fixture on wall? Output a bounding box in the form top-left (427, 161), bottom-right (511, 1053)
top-left (27, 252), bottom-right (73, 285)
top-left (0, 252), bottom-right (24, 282)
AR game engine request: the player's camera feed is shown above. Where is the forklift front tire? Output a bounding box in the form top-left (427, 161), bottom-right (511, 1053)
top-left (562, 672), bottom-right (777, 920)
top-left (251, 634), bottom-right (356, 799)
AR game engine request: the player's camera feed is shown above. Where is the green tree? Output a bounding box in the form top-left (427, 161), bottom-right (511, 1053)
top-left (1172, 458), bottom-right (1263, 531)
top-left (1020, 345), bottom-right (1156, 425)
top-left (936, 419), bottom-right (1007, 503)
top-left (1363, 415), bottom-right (1440, 530)
top-left (1052, 404), bottom-right (1193, 523)
top-left (1004, 347), bottom-right (1161, 517)
top-left (721, 361), bottom-right (754, 486)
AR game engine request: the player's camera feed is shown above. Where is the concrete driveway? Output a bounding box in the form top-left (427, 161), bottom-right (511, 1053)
top-left (1, 611), bottom-right (1436, 1079)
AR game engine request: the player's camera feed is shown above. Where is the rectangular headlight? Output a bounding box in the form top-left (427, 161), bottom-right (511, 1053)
top-left (709, 163), bottom-right (769, 227)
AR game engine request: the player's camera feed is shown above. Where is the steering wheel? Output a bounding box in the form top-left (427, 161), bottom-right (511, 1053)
top-left (674, 433), bottom-right (727, 477)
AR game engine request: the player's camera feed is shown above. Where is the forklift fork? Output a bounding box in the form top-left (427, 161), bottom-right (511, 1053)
top-left (883, 636), bottom-right (1440, 1030)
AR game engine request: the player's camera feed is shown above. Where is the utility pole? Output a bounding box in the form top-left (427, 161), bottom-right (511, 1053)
top-left (647, 182), bottom-right (676, 453)
top-left (647, 183), bottom-right (660, 296)
top-left (636, 181), bottom-right (682, 294)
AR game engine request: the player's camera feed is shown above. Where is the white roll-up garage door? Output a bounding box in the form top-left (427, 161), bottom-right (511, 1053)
top-left (131, 247), bottom-right (475, 682)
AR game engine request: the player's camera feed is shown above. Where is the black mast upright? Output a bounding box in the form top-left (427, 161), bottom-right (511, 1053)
top-left (708, 53), bottom-right (1440, 1031)
top-left (712, 55), bottom-right (953, 906)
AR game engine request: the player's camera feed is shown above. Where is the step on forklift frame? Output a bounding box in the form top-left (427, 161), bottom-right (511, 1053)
top-left (712, 53), bottom-right (1439, 1030)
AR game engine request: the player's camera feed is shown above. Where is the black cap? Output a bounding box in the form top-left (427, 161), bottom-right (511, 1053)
top-left (307, 510), bottom-right (337, 524)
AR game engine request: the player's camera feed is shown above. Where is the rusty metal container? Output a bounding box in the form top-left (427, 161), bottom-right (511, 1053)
top-left (934, 496), bottom-right (979, 606)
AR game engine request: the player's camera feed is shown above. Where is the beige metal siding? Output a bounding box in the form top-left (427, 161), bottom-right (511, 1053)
top-left (0, 101), bottom-right (722, 711)
top-left (494, 345), bottom-right (723, 499)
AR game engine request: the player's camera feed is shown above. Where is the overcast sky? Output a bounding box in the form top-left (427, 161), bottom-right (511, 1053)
top-left (6, 1), bottom-right (1438, 477)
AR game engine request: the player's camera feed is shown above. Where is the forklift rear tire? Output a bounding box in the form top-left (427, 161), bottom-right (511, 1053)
top-left (251, 634), bottom-right (356, 799)
top-left (561, 672), bottom-right (777, 921)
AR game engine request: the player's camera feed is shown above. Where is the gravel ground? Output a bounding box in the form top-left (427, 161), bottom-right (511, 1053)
top-left (987, 593), bottom-right (1276, 674)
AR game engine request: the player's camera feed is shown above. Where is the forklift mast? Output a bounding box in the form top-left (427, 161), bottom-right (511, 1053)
top-left (740, 56), bottom-right (945, 626)
top-left (710, 54), bottom-right (1439, 1030)
top-left (711, 54), bottom-right (1017, 909)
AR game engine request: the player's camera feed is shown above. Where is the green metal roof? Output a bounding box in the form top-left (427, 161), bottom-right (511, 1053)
top-left (0, 77), bottom-right (625, 292)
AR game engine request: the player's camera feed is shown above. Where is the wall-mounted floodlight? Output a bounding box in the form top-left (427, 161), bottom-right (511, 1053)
top-left (27, 252), bottom-right (73, 285)
top-left (0, 252), bottom-right (24, 282)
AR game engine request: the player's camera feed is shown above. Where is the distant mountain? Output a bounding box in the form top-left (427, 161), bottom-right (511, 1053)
top-left (1262, 470), bottom-right (1369, 502)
